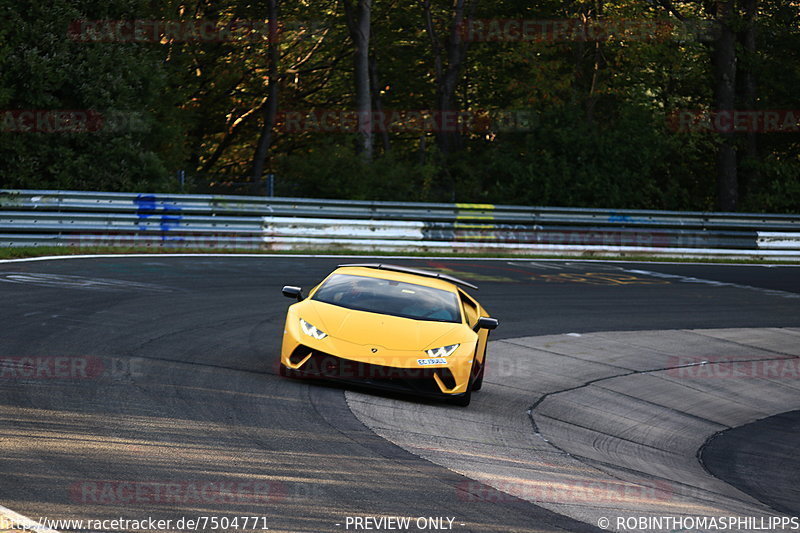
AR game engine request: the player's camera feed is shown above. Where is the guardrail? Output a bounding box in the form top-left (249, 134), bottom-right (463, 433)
top-left (1, 189), bottom-right (799, 259)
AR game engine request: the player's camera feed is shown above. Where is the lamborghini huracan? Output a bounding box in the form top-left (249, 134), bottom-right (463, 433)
top-left (278, 263), bottom-right (498, 406)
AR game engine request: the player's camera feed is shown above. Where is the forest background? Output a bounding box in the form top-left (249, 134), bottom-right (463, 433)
top-left (1, 0), bottom-right (798, 212)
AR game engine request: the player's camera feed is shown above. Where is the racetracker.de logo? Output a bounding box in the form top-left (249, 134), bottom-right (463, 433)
top-left (275, 110), bottom-right (535, 133)
top-left (70, 481), bottom-right (287, 505)
top-left (668, 110), bottom-right (800, 133)
top-left (1, 110), bottom-right (147, 134)
top-left (1, 110), bottom-right (104, 133)
top-left (456, 18), bottom-right (717, 42)
top-left (456, 479), bottom-right (673, 503)
top-left (667, 356), bottom-right (800, 379)
top-left (66, 19), bottom-right (323, 43)
top-left (0, 356), bottom-right (104, 379)
top-left (0, 356), bottom-right (142, 381)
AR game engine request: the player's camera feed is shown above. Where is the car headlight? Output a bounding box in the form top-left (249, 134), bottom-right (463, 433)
top-left (299, 318), bottom-right (327, 339)
top-left (425, 344), bottom-right (459, 358)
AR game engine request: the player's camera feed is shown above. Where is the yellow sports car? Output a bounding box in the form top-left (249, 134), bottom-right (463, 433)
top-left (279, 264), bottom-right (498, 406)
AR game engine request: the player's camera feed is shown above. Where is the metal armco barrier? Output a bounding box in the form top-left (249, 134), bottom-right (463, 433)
top-left (1, 189), bottom-right (799, 259)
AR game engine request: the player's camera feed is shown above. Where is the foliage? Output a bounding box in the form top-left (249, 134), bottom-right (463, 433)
top-left (0, 0), bottom-right (185, 190)
top-left (0, 0), bottom-right (797, 212)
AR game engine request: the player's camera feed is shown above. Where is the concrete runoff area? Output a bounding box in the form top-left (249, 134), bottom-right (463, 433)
top-left (346, 328), bottom-right (800, 532)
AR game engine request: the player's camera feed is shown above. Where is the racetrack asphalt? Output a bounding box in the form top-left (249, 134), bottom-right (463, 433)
top-left (702, 409), bottom-right (800, 517)
top-left (0, 256), bottom-right (798, 533)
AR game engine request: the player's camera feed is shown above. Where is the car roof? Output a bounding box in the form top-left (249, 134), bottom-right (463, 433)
top-left (334, 264), bottom-right (478, 291)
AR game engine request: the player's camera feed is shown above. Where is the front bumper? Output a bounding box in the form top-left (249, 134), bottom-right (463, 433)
top-left (281, 343), bottom-right (471, 399)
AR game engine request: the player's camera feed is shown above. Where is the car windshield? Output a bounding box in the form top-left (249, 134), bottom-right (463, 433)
top-left (312, 273), bottom-right (461, 323)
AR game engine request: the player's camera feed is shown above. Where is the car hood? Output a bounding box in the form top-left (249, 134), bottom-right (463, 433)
top-left (297, 300), bottom-right (463, 351)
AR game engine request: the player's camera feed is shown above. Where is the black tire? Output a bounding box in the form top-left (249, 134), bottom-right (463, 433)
top-left (470, 345), bottom-right (486, 391)
top-left (472, 358), bottom-right (485, 391)
top-left (449, 357), bottom-right (478, 406)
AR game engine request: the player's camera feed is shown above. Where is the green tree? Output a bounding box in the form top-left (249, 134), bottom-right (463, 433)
top-left (0, 0), bottom-right (185, 190)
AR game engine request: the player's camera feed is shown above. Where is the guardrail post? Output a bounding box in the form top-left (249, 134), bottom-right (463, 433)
top-left (266, 173), bottom-right (275, 197)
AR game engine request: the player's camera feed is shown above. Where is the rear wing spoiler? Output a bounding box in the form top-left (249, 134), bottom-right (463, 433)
top-left (338, 263), bottom-right (479, 290)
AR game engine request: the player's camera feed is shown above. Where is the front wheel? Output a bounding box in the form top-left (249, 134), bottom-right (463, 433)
top-left (472, 358), bottom-right (485, 391)
top-left (449, 358), bottom-right (479, 406)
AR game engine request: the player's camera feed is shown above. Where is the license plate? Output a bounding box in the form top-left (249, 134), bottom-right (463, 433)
top-left (417, 358), bottom-right (447, 366)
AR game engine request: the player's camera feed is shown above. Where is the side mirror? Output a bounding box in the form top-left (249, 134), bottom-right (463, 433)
top-left (475, 317), bottom-right (499, 331)
top-left (282, 285), bottom-right (303, 301)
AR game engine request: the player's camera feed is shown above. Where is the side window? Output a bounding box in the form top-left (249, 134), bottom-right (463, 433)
top-left (459, 290), bottom-right (479, 327)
